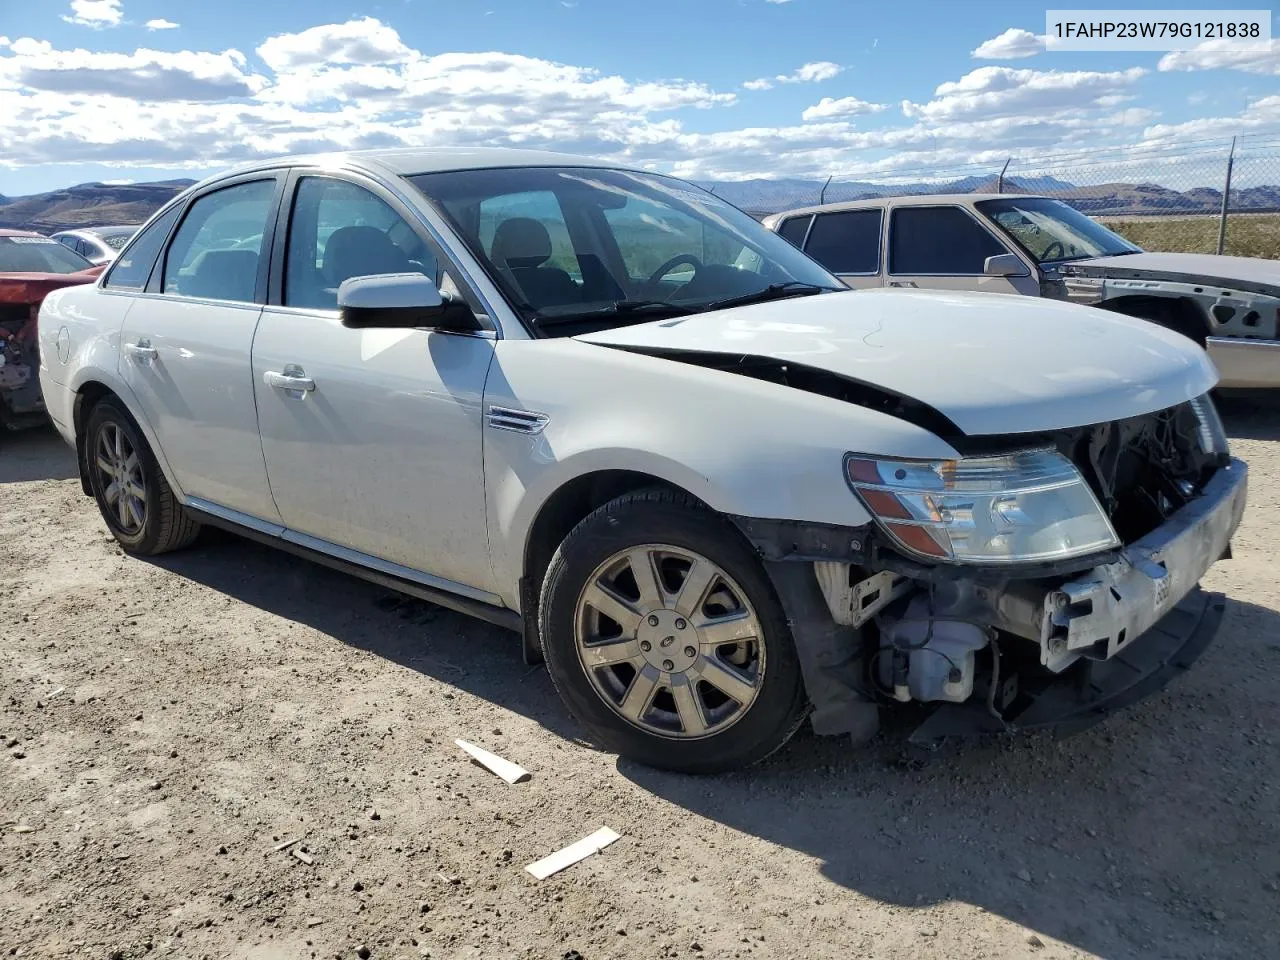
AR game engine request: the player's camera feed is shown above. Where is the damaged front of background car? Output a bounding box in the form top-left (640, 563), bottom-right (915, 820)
top-left (0, 232), bottom-right (103, 434)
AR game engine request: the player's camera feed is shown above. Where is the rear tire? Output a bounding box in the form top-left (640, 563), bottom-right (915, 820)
top-left (85, 397), bottom-right (201, 555)
top-left (538, 488), bottom-right (808, 774)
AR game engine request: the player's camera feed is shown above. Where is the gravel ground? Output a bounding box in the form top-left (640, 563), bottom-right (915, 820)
top-left (2, 398), bottom-right (1278, 960)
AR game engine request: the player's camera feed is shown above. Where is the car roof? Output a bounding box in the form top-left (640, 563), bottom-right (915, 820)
top-left (768, 192), bottom-right (1051, 219)
top-left (209, 147), bottom-right (630, 185)
top-left (0, 228), bottom-right (45, 238)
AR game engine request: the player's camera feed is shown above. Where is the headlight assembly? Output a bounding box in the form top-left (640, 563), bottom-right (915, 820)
top-left (844, 448), bottom-right (1120, 564)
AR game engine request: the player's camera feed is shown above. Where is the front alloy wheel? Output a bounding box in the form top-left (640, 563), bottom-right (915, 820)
top-left (539, 488), bottom-right (808, 774)
top-left (575, 545), bottom-right (764, 739)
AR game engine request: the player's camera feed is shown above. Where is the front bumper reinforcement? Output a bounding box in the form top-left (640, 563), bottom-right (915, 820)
top-left (909, 586), bottom-right (1226, 741)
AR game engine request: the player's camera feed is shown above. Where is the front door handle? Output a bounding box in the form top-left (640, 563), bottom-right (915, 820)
top-left (263, 367), bottom-right (316, 394)
top-left (125, 339), bottom-right (157, 364)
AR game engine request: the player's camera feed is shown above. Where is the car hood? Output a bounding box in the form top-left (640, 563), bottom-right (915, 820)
top-left (575, 288), bottom-right (1217, 437)
top-left (1068, 251), bottom-right (1280, 292)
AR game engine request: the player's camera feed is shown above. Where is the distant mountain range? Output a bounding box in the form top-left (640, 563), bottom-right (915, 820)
top-left (1, 172), bottom-right (1277, 234)
top-left (0, 180), bottom-right (196, 233)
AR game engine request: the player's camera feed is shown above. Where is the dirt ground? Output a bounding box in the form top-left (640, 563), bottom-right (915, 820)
top-left (2, 398), bottom-right (1278, 960)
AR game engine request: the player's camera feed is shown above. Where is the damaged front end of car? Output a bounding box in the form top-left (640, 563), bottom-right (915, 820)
top-left (736, 394), bottom-right (1247, 743)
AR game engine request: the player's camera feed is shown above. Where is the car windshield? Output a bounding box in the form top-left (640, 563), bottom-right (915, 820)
top-left (0, 235), bottom-right (94, 274)
top-left (410, 166), bottom-right (842, 334)
top-left (975, 197), bottom-right (1141, 264)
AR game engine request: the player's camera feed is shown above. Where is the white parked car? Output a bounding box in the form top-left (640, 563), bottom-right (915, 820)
top-left (763, 194), bottom-right (1280, 388)
top-left (39, 150), bottom-right (1247, 773)
top-left (51, 225), bottom-right (141, 266)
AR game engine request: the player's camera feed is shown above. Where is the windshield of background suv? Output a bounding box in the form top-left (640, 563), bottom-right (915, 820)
top-left (0, 235), bottom-right (94, 274)
top-left (410, 167), bottom-right (842, 334)
top-left (976, 197), bottom-right (1141, 264)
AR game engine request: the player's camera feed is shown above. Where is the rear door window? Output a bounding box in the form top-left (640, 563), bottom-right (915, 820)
top-left (804, 210), bottom-right (882, 274)
top-left (161, 180), bottom-right (277, 303)
top-left (889, 207), bottom-right (1008, 275)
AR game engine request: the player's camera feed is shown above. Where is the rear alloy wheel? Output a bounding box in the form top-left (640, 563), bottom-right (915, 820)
top-left (539, 488), bottom-right (808, 773)
top-left (94, 420), bottom-right (147, 537)
top-left (85, 397), bottom-right (201, 555)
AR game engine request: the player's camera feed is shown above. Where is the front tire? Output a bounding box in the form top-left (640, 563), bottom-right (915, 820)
top-left (85, 397), bottom-right (201, 555)
top-left (538, 488), bottom-right (808, 774)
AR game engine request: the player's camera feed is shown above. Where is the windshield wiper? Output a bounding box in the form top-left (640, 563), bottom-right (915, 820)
top-left (699, 282), bottom-right (838, 313)
top-left (535, 299), bottom-right (694, 325)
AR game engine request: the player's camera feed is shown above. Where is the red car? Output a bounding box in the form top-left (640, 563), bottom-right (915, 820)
top-left (0, 229), bottom-right (104, 432)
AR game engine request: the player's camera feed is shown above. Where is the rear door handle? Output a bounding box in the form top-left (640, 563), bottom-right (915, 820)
top-left (263, 368), bottom-right (316, 394)
top-left (125, 339), bottom-right (157, 364)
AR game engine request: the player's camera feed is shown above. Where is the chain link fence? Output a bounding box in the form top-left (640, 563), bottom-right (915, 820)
top-left (741, 134), bottom-right (1280, 259)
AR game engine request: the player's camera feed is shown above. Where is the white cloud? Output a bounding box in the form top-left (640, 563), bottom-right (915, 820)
top-left (0, 40), bottom-right (266, 101)
top-left (765, 0), bottom-right (794, 4)
top-left (61, 0), bottom-right (123, 28)
top-left (903, 66), bottom-right (1146, 121)
top-left (802, 96), bottom-right (887, 121)
top-left (0, 16), bottom-right (1231, 185)
top-left (793, 61), bottom-right (841, 83)
top-left (1158, 39), bottom-right (1279, 76)
top-left (257, 17), bottom-right (415, 71)
top-left (144, 19), bottom-right (180, 31)
top-left (744, 60), bottom-right (842, 90)
top-left (971, 28), bottom-right (1044, 59)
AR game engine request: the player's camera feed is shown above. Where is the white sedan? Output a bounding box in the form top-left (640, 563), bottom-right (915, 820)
top-left (39, 149), bottom-right (1247, 773)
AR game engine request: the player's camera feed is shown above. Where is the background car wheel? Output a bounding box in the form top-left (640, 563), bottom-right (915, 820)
top-left (538, 487), bottom-right (809, 774)
top-left (85, 397), bottom-right (201, 555)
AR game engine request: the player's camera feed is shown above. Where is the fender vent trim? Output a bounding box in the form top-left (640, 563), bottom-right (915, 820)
top-left (487, 405), bottom-right (550, 435)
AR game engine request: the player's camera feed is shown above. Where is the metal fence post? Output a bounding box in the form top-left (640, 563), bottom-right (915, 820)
top-left (819, 174), bottom-right (833, 205)
top-left (997, 157), bottom-right (1011, 193)
top-left (1216, 137), bottom-right (1236, 256)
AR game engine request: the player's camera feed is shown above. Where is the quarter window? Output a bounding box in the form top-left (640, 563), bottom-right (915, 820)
top-left (775, 215), bottom-right (811, 249)
top-left (889, 207), bottom-right (1008, 275)
top-left (162, 180), bottom-right (276, 303)
top-left (104, 204), bottom-right (182, 290)
top-left (285, 177), bottom-right (439, 310)
top-left (804, 210), bottom-right (882, 274)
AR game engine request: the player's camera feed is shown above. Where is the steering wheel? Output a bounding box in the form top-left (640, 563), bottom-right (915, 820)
top-left (1041, 241), bottom-right (1067, 261)
top-left (645, 254), bottom-right (703, 289)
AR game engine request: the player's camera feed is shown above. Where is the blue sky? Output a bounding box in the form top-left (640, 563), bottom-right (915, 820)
top-left (0, 0), bottom-right (1277, 195)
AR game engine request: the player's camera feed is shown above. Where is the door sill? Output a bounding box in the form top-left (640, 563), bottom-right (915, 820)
top-left (185, 498), bottom-right (520, 633)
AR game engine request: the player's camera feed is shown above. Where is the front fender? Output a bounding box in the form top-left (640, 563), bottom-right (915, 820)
top-left (482, 338), bottom-right (960, 604)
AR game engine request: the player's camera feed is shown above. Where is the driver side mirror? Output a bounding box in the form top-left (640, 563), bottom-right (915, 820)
top-left (338, 273), bottom-right (482, 332)
top-left (983, 253), bottom-right (1028, 278)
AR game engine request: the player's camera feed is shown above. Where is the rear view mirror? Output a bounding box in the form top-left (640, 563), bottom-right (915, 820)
top-left (983, 253), bottom-right (1027, 278)
top-left (338, 273), bottom-right (481, 332)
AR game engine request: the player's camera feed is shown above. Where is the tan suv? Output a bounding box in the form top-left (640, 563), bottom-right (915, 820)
top-left (763, 193), bottom-right (1280, 388)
